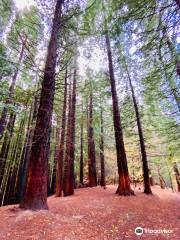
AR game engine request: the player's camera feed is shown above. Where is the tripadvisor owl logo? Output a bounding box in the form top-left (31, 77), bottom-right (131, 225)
top-left (135, 227), bottom-right (143, 236)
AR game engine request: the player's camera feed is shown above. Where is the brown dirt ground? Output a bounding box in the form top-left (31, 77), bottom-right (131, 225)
top-left (0, 185), bottom-right (179, 240)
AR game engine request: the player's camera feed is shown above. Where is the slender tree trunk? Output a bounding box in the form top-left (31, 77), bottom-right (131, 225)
top-left (55, 71), bottom-right (67, 197)
top-left (47, 126), bottom-right (56, 195)
top-left (2, 116), bottom-right (25, 205)
top-left (159, 53), bottom-right (180, 111)
top-left (79, 103), bottom-right (84, 185)
top-left (165, 161), bottom-right (174, 192)
top-left (105, 33), bottom-right (134, 195)
top-left (157, 28), bottom-right (180, 111)
top-left (125, 65), bottom-right (152, 194)
top-left (87, 93), bottom-right (97, 187)
top-left (17, 96), bottom-right (39, 203)
top-left (173, 162), bottom-right (180, 192)
top-left (0, 112), bottom-right (16, 187)
top-left (20, 96), bottom-right (38, 204)
top-left (16, 103), bottom-right (33, 201)
top-left (63, 80), bottom-right (72, 195)
top-left (159, 178), bottom-right (165, 189)
top-left (20, 0), bottom-right (64, 210)
top-left (149, 169), bottom-right (154, 186)
top-left (69, 70), bottom-right (77, 193)
top-left (11, 115), bottom-right (27, 204)
top-left (51, 121), bottom-right (61, 194)
top-left (100, 107), bottom-right (105, 187)
top-left (0, 136), bottom-right (16, 206)
top-left (63, 69), bottom-right (76, 196)
top-left (157, 165), bottom-right (166, 189)
top-left (0, 37), bottom-right (27, 139)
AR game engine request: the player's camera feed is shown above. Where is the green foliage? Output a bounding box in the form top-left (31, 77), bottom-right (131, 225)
top-left (0, 0), bottom-right (13, 36)
top-left (0, 42), bottom-right (13, 77)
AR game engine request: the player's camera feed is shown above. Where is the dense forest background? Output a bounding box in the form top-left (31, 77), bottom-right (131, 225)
top-left (0, 0), bottom-right (179, 209)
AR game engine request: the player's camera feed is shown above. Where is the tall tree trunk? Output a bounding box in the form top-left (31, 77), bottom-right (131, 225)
top-left (69, 70), bottom-right (77, 194)
top-left (63, 80), bottom-right (72, 195)
top-left (10, 115), bottom-right (27, 204)
top-left (1, 116), bottom-right (25, 205)
top-left (0, 37), bottom-right (27, 139)
top-left (88, 93), bottom-right (97, 187)
top-left (105, 33), bottom-right (134, 195)
top-left (173, 162), bottom-right (180, 192)
top-left (20, 0), bottom-right (64, 210)
top-left (47, 126), bottom-right (56, 195)
top-left (79, 103), bottom-right (84, 185)
top-left (17, 96), bottom-right (39, 203)
top-left (51, 121), bottom-right (61, 194)
top-left (125, 65), bottom-right (152, 194)
top-left (55, 71), bottom-right (67, 197)
top-left (100, 107), bottom-right (105, 187)
top-left (63, 70), bottom-right (76, 196)
top-left (165, 161), bottom-right (174, 192)
top-left (158, 49), bottom-right (180, 111)
top-left (0, 112), bottom-right (16, 187)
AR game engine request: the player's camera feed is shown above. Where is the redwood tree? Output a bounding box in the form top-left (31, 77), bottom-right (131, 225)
top-left (56, 71), bottom-right (67, 197)
top-left (79, 103), bottom-right (84, 185)
top-left (173, 162), bottom-right (180, 192)
top-left (63, 69), bottom-right (77, 196)
top-left (105, 32), bottom-right (134, 195)
top-left (87, 93), bottom-right (97, 187)
top-left (17, 95), bottom-right (39, 203)
top-left (100, 107), bottom-right (105, 187)
top-left (125, 65), bottom-right (152, 194)
top-left (20, 0), bottom-right (64, 210)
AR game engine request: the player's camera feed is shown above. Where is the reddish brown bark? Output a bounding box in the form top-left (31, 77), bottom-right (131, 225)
top-left (88, 93), bottom-right (97, 187)
top-left (173, 162), bottom-right (180, 192)
top-left (149, 169), bottom-right (154, 186)
top-left (159, 178), bottom-right (165, 189)
top-left (17, 96), bottom-right (39, 203)
top-left (125, 65), bottom-right (152, 194)
top-left (50, 122), bottom-right (61, 194)
top-left (157, 165), bottom-right (166, 189)
top-left (63, 80), bottom-right (72, 195)
top-left (63, 70), bottom-right (76, 196)
top-left (100, 107), bottom-right (105, 187)
top-left (79, 103), bottom-right (84, 185)
top-left (20, 0), bottom-right (64, 210)
top-left (105, 33), bottom-right (134, 195)
top-left (55, 71), bottom-right (67, 197)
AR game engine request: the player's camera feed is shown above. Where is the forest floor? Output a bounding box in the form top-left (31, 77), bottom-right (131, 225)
top-left (0, 185), bottom-right (179, 240)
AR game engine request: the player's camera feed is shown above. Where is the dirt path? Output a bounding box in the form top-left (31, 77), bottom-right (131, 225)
top-left (0, 185), bottom-right (179, 240)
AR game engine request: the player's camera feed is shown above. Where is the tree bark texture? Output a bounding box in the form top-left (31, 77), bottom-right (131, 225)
top-left (105, 33), bottom-right (134, 195)
top-left (20, 0), bottom-right (64, 210)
